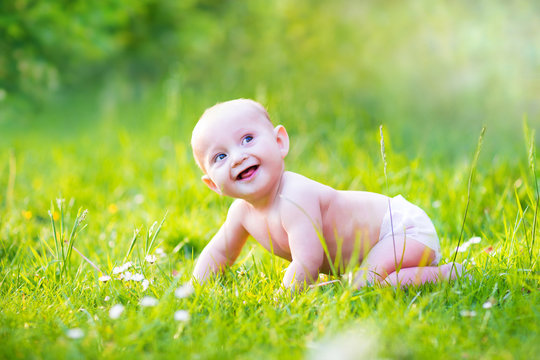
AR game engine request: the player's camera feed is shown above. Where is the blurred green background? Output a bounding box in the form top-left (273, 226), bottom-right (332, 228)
top-left (1, 0), bottom-right (539, 230)
top-left (2, 0), bottom-right (539, 155)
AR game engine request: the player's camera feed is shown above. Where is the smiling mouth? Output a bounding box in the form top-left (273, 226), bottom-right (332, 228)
top-left (236, 165), bottom-right (259, 180)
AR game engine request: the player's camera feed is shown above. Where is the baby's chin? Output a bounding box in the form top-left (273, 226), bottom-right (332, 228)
top-left (228, 184), bottom-right (265, 200)
top-left (233, 176), bottom-right (280, 201)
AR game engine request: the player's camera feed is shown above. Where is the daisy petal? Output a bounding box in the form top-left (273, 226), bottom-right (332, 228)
top-left (175, 283), bottom-right (194, 299)
top-left (140, 296), bottom-right (158, 307)
top-left (131, 273), bottom-right (145, 282)
top-left (469, 236), bottom-right (481, 244)
top-left (142, 279), bottom-right (150, 291)
top-left (460, 310), bottom-right (477, 317)
top-left (66, 328), bottom-right (84, 339)
top-left (174, 310), bottom-right (190, 322)
top-left (109, 304), bottom-right (125, 319)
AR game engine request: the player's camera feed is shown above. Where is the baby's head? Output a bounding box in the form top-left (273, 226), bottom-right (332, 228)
top-left (191, 99), bottom-right (289, 201)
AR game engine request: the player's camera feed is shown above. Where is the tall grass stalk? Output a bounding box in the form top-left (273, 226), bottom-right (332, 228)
top-left (59, 199), bottom-right (65, 261)
top-left (450, 126), bottom-right (486, 279)
top-left (379, 125), bottom-right (401, 284)
top-left (145, 212), bottom-right (168, 257)
top-left (48, 202), bottom-right (88, 280)
top-left (71, 246), bottom-right (102, 273)
top-left (6, 149), bottom-right (16, 210)
top-left (523, 118), bottom-right (539, 263)
top-left (123, 229), bottom-right (140, 263)
top-left (48, 207), bottom-right (60, 261)
top-left (61, 208), bottom-right (88, 278)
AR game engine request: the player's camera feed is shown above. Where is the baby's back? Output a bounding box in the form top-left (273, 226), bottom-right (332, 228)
top-left (282, 172), bottom-right (389, 271)
top-left (318, 188), bottom-right (388, 270)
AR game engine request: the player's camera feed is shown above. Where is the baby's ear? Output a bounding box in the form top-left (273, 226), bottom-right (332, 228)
top-left (274, 125), bottom-right (290, 158)
top-left (201, 175), bottom-right (222, 195)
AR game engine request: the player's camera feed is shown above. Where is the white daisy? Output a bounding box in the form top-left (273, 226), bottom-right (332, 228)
top-left (456, 237), bottom-right (482, 252)
top-left (483, 298), bottom-right (496, 309)
top-left (66, 328), bottom-right (84, 339)
top-left (142, 279), bottom-right (150, 291)
top-left (131, 273), bottom-right (145, 282)
top-left (140, 296), bottom-right (158, 307)
top-left (109, 304), bottom-right (125, 319)
top-left (120, 271), bottom-right (133, 281)
top-left (460, 310), bottom-right (477, 317)
top-left (175, 283), bottom-right (194, 299)
top-left (174, 310), bottom-right (190, 322)
top-left (113, 261), bottom-right (133, 274)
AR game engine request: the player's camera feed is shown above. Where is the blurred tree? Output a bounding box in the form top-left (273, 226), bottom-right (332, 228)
top-left (0, 0), bottom-right (225, 101)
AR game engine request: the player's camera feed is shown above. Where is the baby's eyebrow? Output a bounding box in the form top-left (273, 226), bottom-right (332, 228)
top-left (234, 127), bottom-right (254, 138)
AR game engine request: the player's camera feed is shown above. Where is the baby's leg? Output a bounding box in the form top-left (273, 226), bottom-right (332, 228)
top-left (383, 262), bottom-right (464, 287)
top-left (353, 236), bottom-right (437, 288)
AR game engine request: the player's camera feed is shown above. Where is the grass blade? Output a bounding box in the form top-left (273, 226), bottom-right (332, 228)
top-left (124, 228), bottom-right (140, 263)
top-left (48, 208), bottom-right (60, 260)
top-left (145, 211), bottom-right (168, 257)
top-left (59, 208), bottom-right (88, 279)
top-left (71, 246), bottom-right (102, 273)
top-left (380, 125), bottom-right (399, 284)
top-left (6, 149), bottom-right (16, 210)
top-left (450, 126), bottom-right (486, 281)
top-left (523, 118), bottom-right (539, 263)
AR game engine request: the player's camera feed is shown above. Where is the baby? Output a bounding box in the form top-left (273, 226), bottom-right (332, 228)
top-left (190, 99), bottom-right (462, 289)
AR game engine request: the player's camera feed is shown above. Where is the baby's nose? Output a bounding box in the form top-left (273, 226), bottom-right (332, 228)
top-left (231, 152), bottom-right (248, 167)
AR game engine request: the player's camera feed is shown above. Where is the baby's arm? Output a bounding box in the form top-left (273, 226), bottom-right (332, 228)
top-left (192, 200), bottom-right (249, 283)
top-left (280, 199), bottom-right (325, 289)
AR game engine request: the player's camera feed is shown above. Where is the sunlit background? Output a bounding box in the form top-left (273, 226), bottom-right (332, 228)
top-left (2, 0), bottom-right (538, 157)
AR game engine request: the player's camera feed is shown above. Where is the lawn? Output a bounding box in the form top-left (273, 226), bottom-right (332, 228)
top-left (1, 1), bottom-right (539, 359)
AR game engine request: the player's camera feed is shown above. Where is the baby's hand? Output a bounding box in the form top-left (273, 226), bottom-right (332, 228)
top-left (309, 279), bottom-right (341, 288)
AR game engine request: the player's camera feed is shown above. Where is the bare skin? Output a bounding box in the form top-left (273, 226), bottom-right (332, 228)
top-left (191, 99), bottom-right (462, 289)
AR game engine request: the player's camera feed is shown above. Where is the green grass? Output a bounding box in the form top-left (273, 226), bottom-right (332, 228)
top-left (1, 1), bottom-right (540, 358)
top-left (0, 86), bottom-right (538, 359)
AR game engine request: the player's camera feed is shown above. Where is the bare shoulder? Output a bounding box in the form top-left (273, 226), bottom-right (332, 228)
top-left (281, 171), bottom-right (333, 196)
top-left (226, 199), bottom-right (251, 227)
top-left (229, 198), bottom-right (249, 214)
top-left (279, 171), bottom-right (333, 225)
top-left (280, 172), bottom-right (317, 206)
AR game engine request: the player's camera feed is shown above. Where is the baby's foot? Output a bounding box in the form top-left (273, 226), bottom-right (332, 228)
top-left (440, 262), bottom-right (471, 281)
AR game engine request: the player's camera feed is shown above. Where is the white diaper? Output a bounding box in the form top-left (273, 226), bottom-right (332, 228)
top-left (379, 195), bottom-right (441, 265)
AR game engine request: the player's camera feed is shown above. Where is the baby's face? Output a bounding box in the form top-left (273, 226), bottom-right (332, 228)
top-left (192, 101), bottom-right (289, 202)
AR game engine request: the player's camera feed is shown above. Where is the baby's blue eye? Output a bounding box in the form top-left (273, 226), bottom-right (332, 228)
top-left (242, 135), bottom-right (253, 145)
top-left (214, 153), bottom-right (227, 162)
